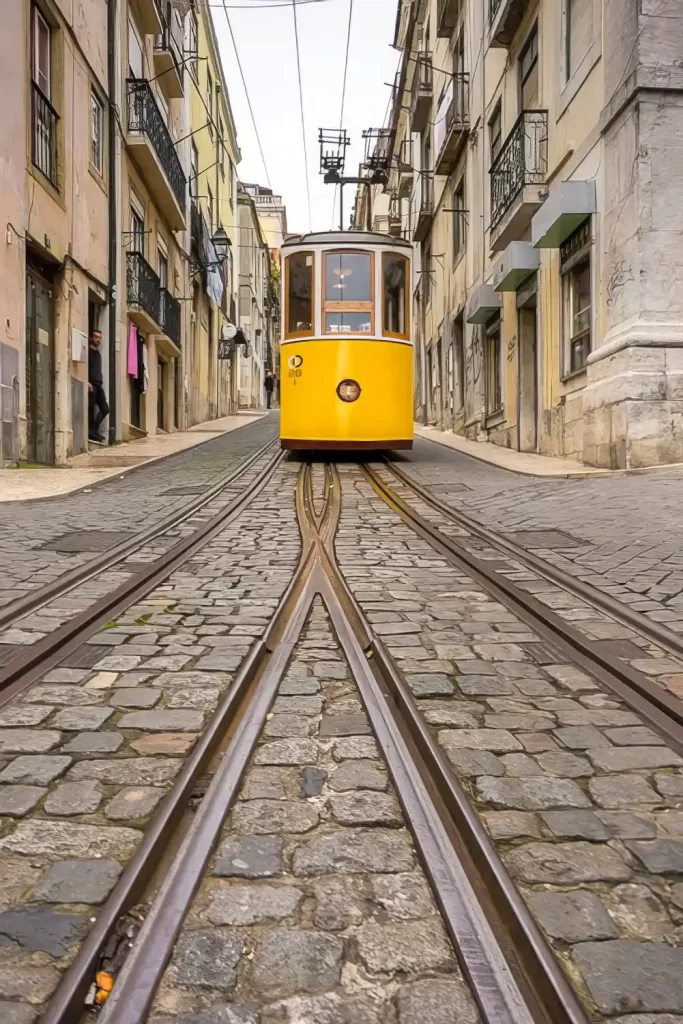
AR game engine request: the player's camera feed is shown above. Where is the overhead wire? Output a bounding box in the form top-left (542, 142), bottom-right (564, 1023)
top-left (291, 0), bottom-right (313, 231)
top-left (331, 0), bottom-right (354, 229)
top-left (220, 0), bottom-right (272, 187)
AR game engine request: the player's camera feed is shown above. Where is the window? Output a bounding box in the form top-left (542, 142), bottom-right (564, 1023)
top-left (561, 219), bottom-right (592, 374)
top-left (285, 252), bottom-right (314, 338)
top-left (190, 142), bottom-right (198, 203)
top-left (206, 69), bottom-right (213, 137)
top-left (383, 254), bottom-right (408, 339)
top-left (218, 117), bottom-right (225, 177)
top-left (422, 240), bottom-right (432, 309)
top-left (566, 0), bottom-right (592, 80)
top-left (519, 24), bottom-right (539, 109)
top-left (489, 103), bottom-right (502, 163)
top-left (207, 184), bottom-right (214, 233)
top-left (485, 318), bottom-right (502, 415)
top-left (323, 251), bottom-right (373, 334)
top-left (130, 206), bottom-right (145, 254)
top-left (127, 17), bottom-right (144, 80)
top-left (90, 89), bottom-right (104, 173)
top-left (33, 7), bottom-right (51, 98)
top-left (158, 248), bottom-right (168, 290)
top-left (187, 8), bottom-right (198, 79)
top-left (453, 177), bottom-right (466, 261)
top-left (452, 313), bottom-right (464, 412)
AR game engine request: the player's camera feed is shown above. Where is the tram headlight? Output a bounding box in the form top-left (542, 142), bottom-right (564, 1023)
top-left (337, 379), bottom-right (361, 403)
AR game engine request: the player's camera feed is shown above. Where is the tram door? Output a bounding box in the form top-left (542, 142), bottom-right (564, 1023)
top-left (25, 267), bottom-right (55, 464)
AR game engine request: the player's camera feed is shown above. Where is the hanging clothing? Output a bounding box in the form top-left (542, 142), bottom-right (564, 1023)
top-left (127, 323), bottom-right (138, 378)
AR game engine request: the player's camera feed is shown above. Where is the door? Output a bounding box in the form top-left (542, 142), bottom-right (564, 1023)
top-left (25, 267), bottom-right (55, 464)
top-left (517, 287), bottom-right (538, 452)
top-left (157, 358), bottom-right (166, 431)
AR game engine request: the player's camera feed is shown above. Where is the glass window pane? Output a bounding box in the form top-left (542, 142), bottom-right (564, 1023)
top-left (325, 312), bottom-right (372, 334)
top-left (573, 260), bottom-right (591, 335)
top-left (287, 253), bottom-right (313, 334)
top-left (567, 0), bottom-right (592, 77)
top-left (325, 252), bottom-right (371, 301)
top-left (383, 255), bottom-right (406, 335)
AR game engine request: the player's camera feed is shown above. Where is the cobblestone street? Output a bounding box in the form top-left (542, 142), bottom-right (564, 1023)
top-left (1, 425), bottom-right (683, 1023)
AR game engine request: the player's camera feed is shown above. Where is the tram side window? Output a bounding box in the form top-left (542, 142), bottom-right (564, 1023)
top-left (286, 252), bottom-right (314, 337)
top-left (323, 251), bottom-right (373, 334)
top-left (383, 254), bottom-right (408, 338)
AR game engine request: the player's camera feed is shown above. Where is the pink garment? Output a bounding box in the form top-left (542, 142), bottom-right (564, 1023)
top-left (127, 323), bottom-right (138, 377)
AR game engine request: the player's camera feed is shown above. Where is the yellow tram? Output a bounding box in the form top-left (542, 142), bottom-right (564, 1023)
top-left (279, 231), bottom-right (413, 450)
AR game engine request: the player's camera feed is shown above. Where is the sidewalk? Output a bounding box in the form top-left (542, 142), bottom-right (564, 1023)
top-left (414, 424), bottom-right (683, 479)
top-left (0, 413), bottom-right (267, 503)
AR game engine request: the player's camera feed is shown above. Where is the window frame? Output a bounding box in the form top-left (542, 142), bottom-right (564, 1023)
top-left (565, 0), bottom-right (593, 83)
top-left (452, 176), bottom-right (466, 264)
top-left (32, 6), bottom-right (52, 99)
top-left (206, 68), bottom-right (214, 138)
top-left (485, 317), bottom-right (503, 416)
top-left (382, 251), bottom-right (410, 341)
top-left (284, 251), bottom-right (315, 340)
top-left (187, 8), bottom-right (199, 80)
top-left (218, 116), bottom-right (225, 177)
top-left (489, 102), bottom-right (502, 164)
top-left (519, 22), bottom-right (539, 109)
top-left (90, 87), bottom-right (104, 175)
top-left (560, 219), bottom-right (592, 377)
top-left (322, 249), bottom-right (374, 337)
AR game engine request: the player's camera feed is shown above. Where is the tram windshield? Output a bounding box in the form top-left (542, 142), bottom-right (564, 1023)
top-left (324, 252), bottom-right (372, 302)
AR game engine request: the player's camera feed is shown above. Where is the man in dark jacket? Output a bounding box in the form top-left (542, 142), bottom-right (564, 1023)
top-left (88, 330), bottom-right (109, 443)
top-left (264, 370), bottom-right (275, 409)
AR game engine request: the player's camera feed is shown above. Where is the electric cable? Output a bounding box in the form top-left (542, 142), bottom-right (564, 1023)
top-left (291, 0), bottom-right (313, 231)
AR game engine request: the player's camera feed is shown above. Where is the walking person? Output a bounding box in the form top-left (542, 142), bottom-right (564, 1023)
top-left (88, 329), bottom-right (109, 443)
top-left (264, 370), bottom-right (275, 410)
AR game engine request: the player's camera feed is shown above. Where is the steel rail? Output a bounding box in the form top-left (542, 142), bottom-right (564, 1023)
top-left (363, 464), bottom-right (683, 753)
top-left (0, 435), bottom-right (279, 634)
top-left (40, 456), bottom-right (312, 1024)
top-left (384, 457), bottom-right (683, 662)
top-left (0, 449), bottom-right (284, 708)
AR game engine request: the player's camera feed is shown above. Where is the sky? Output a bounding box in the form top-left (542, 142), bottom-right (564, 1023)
top-left (210, 0), bottom-right (401, 236)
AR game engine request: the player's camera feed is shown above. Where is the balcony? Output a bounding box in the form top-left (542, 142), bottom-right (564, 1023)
top-left (126, 79), bottom-right (186, 230)
top-left (127, 251), bottom-right (161, 335)
top-left (489, 0), bottom-right (532, 47)
top-left (437, 0), bottom-right (461, 38)
top-left (159, 288), bottom-right (181, 354)
top-left (434, 73), bottom-right (469, 176)
top-left (410, 54), bottom-right (433, 134)
top-left (489, 109), bottom-right (548, 251)
top-left (31, 83), bottom-right (58, 187)
top-left (153, 1), bottom-right (185, 98)
top-left (137, 0), bottom-right (163, 34)
top-left (413, 175), bottom-right (433, 243)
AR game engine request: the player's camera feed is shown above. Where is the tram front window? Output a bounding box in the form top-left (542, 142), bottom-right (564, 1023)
top-left (325, 252), bottom-right (372, 301)
top-left (286, 252), bottom-right (313, 337)
top-left (325, 312), bottom-right (372, 333)
top-left (383, 254), bottom-right (408, 338)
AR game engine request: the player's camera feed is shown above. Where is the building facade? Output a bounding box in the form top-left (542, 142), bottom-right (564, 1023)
top-left (236, 187), bottom-right (275, 409)
top-left (1, 0), bottom-right (277, 468)
top-left (384, 0), bottom-right (683, 469)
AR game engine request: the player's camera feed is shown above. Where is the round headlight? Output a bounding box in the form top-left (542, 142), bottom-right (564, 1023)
top-left (337, 379), bottom-right (361, 403)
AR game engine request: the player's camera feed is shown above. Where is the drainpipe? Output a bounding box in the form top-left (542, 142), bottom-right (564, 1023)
top-left (107, 0), bottom-right (118, 445)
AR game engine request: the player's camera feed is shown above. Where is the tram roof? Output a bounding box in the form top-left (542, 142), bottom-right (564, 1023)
top-left (282, 230), bottom-right (412, 250)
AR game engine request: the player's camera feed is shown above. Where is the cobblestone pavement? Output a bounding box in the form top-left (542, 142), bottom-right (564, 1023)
top-left (337, 465), bottom-right (683, 1022)
top-left (396, 439), bottom-right (683, 631)
top-left (0, 415), bottom-right (279, 612)
top-left (0, 462), bottom-right (299, 1023)
top-left (149, 598), bottom-right (481, 1024)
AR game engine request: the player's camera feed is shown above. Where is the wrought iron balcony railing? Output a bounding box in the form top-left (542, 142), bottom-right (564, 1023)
top-left (490, 109), bottom-right (548, 230)
top-left (126, 78), bottom-right (186, 213)
top-left (32, 83), bottom-right (58, 186)
top-left (127, 251), bottom-right (161, 326)
top-left (160, 288), bottom-right (181, 347)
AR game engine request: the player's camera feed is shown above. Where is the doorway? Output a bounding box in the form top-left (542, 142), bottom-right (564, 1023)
top-left (25, 266), bottom-right (55, 464)
top-left (157, 358), bottom-right (167, 431)
top-left (517, 279), bottom-right (538, 452)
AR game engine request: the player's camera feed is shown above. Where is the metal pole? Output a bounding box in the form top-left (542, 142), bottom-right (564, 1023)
top-left (339, 183), bottom-right (344, 231)
top-left (107, 0), bottom-right (118, 445)
top-left (365, 181), bottom-right (372, 232)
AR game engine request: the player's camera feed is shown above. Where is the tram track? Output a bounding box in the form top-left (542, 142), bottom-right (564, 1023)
top-left (364, 462), bottom-right (683, 754)
top-left (0, 441), bottom-right (283, 710)
top-left (31, 461), bottom-right (592, 1024)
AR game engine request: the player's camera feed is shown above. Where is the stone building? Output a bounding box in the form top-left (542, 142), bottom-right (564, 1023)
top-left (236, 186), bottom-right (275, 410)
top-left (382, 0), bottom-right (683, 468)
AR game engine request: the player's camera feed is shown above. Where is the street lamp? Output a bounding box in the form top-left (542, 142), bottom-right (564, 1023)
top-left (211, 226), bottom-right (230, 262)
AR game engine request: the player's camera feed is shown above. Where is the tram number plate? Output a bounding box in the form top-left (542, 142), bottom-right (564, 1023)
top-left (288, 354), bottom-right (303, 378)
